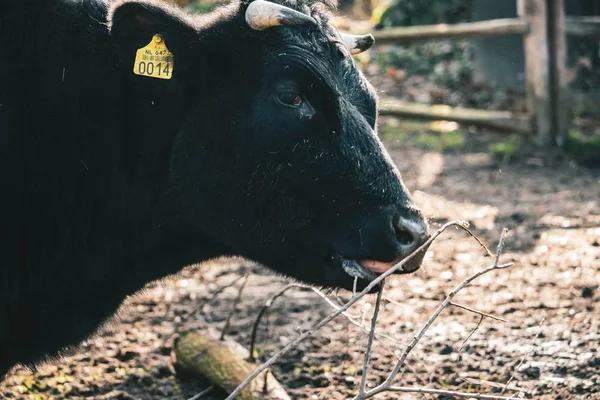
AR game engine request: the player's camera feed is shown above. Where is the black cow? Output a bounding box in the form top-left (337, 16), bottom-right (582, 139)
top-left (0, 0), bottom-right (429, 377)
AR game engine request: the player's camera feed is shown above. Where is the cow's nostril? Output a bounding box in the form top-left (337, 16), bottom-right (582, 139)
top-left (395, 225), bottom-right (415, 246)
top-left (395, 215), bottom-right (429, 253)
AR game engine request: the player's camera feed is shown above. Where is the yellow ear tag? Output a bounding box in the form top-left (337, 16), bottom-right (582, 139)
top-left (133, 34), bottom-right (174, 80)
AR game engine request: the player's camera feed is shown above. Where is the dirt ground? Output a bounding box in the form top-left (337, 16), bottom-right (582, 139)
top-left (2, 122), bottom-right (599, 400)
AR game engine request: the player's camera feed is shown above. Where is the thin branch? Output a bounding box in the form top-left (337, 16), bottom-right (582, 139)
top-left (219, 274), bottom-right (249, 340)
top-left (167, 273), bottom-right (250, 347)
top-left (499, 318), bottom-right (545, 397)
top-left (355, 228), bottom-right (513, 399)
top-left (383, 386), bottom-right (522, 400)
top-left (187, 385), bottom-right (214, 400)
top-left (450, 302), bottom-right (508, 322)
top-left (359, 283), bottom-right (384, 395)
top-left (248, 283), bottom-right (417, 374)
top-left (310, 287), bottom-right (429, 385)
top-left (494, 228), bottom-right (509, 266)
top-left (458, 314), bottom-right (484, 357)
top-left (186, 273), bottom-right (250, 324)
top-left (459, 377), bottom-right (525, 393)
top-left (382, 262), bottom-right (514, 388)
top-left (313, 289), bottom-right (402, 347)
top-left (224, 220), bottom-right (470, 400)
top-left (457, 224), bottom-right (495, 257)
top-left (248, 283), bottom-right (312, 362)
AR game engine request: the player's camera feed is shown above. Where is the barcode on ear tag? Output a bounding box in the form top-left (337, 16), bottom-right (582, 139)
top-left (133, 34), bottom-right (174, 80)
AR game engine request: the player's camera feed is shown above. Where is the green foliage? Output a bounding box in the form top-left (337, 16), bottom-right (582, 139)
top-left (190, 0), bottom-right (220, 14)
top-left (374, 0), bottom-right (472, 29)
top-left (488, 135), bottom-right (521, 160)
top-left (373, 41), bottom-right (473, 88)
top-left (565, 129), bottom-right (600, 167)
top-left (379, 121), bottom-right (465, 151)
top-left (415, 129), bottom-right (465, 150)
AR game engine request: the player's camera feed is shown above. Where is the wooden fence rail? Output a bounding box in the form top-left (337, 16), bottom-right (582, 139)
top-left (379, 100), bottom-right (532, 134)
top-left (351, 0), bottom-right (599, 148)
top-left (370, 16), bottom-right (600, 44)
top-left (372, 18), bottom-right (529, 44)
top-left (565, 16), bottom-right (600, 38)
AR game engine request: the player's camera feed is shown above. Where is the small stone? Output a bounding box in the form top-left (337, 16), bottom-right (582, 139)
top-left (139, 375), bottom-right (153, 386)
top-left (582, 286), bottom-right (595, 299)
top-left (104, 390), bottom-right (134, 399)
top-left (520, 365), bottom-right (541, 379)
top-left (115, 348), bottom-right (138, 362)
top-left (440, 271), bottom-right (453, 280)
top-left (588, 357), bottom-right (600, 367)
top-left (554, 365), bottom-right (568, 376)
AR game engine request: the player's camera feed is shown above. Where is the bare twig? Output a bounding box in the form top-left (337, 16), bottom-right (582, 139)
top-left (499, 318), bottom-right (545, 397)
top-left (458, 225), bottom-right (496, 257)
top-left (167, 273), bottom-right (250, 349)
top-left (248, 283), bottom-right (417, 373)
top-left (310, 286), bottom-right (428, 385)
top-left (494, 228), bottom-right (509, 265)
top-left (354, 228), bottom-right (513, 399)
top-left (459, 377), bottom-right (525, 393)
top-left (313, 289), bottom-right (403, 347)
top-left (450, 302), bottom-right (508, 322)
top-left (224, 220), bottom-right (471, 400)
top-left (382, 261), bottom-right (514, 388)
top-left (458, 314), bottom-right (484, 357)
top-left (187, 385), bottom-right (214, 400)
top-left (382, 386), bottom-right (522, 400)
top-left (248, 283), bottom-right (312, 362)
top-left (384, 295), bottom-right (507, 324)
top-left (219, 274), bottom-right (249, 340)
top-left (358, 283), bottom-right (384, 395)
top-left (186, 273), bottom-right (250, 324)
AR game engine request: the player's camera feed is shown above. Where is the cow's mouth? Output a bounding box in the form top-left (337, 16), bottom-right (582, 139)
top-left (334, 248), bottom-right (427, 283)
top-left (340, 258), bottom-right (378, 281)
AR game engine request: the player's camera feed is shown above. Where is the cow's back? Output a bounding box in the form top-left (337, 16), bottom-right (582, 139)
top-left (0, 0), bottom-right (126, 374)
top-left (0, 0), bottom-right (46, 366)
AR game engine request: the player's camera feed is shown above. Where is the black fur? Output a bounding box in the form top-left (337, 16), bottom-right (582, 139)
top-left (0, 0), bottom-right (427, 377)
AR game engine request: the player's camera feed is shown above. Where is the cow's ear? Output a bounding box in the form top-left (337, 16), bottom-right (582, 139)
top-left (109, 1), bottom-right (197, 73)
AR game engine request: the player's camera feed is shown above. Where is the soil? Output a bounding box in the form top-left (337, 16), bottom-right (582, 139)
top-left (1, 125), bottom-right (599, 400)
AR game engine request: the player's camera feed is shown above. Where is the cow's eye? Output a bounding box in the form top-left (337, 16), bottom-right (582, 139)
top-left (278, 92), bottom-right (304, 107)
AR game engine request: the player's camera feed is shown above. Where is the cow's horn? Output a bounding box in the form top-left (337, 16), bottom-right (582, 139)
top-left (340, 33), bottom-right (375, 55)
top-left (245, 0), bottom-right (317, 31)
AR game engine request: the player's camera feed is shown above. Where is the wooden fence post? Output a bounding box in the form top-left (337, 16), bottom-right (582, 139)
top-left (549, 0), bottom-right (569, 147)
top-left (353, 0), bottom-right (372, 20)
top-left (518, 0), bottom-right (554, 147)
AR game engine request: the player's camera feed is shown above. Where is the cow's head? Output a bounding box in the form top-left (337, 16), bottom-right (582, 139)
top-left (109, 0), bottom-right (430, 291)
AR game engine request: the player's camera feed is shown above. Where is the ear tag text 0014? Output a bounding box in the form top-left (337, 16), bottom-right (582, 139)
top-left (133, 34), bottom-right (174, 80)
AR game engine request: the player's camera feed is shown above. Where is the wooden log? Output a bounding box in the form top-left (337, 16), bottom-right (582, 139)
top-left (370, 19), bottom-right (529, 45)
top-left (518, 0), bottom-right (554, 146)
top-left (549, 0), bottom-right (569, 147)
top-left (378, 99), bottom-right (532, 134)
top-left (565, 16), bottom-right (600, 39)
top-left (173, 330), bottom-right (291, 400)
